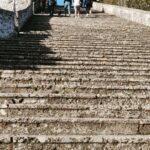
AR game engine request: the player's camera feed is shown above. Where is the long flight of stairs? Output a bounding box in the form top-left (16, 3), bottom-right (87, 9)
top-left (0, 12), bottom-right (150, 149)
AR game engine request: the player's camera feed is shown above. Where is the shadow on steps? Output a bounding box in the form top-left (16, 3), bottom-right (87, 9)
top-left (0, 15), bottom-right (61, 70)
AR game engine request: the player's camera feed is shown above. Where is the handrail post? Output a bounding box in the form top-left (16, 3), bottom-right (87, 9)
top-left (13, 0), bottom-right (19, 35)
top-left (33, 2), bottom-right (35, 15)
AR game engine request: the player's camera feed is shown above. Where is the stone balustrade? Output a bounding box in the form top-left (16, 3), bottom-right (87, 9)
top-left (0, 9), bottom-right (15, 39)
top-left (93, 2), bottom-right (150, 26)
top-left (0, 0), bottom-right (32, 39)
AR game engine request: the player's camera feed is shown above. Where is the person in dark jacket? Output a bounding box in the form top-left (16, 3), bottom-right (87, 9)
top-left (85, 0), bottom-right (92, 16)
top-left (48, 0), bottom-right (56, 16)
top-left (41, 0), bottom-right (46, 12)
top-left (64, 0), bottom-right (72, 16)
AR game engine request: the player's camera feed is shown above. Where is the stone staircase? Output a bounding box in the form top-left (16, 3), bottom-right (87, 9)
top-left (0, 12), bottom-right (150, 149)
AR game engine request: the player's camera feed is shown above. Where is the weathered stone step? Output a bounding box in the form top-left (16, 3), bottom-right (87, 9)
top-left (0, 46), bottom-right (150, 53)
top-left (1, 77), bottom-right (150, 86)
top-left (2, 54), bottom-right (150, 64)
top-left (0, 117), bottom-right (150, 135)
top-left (1, 82), bottom-right (150, 90)
top-left (1, 41), bottom-right (149, 48)
top-left (1, 50), bottom-right (150, 57)
top-left (1, 64), bottom-right (150, 71)
top-left (0, 103), bottom-right (150, 119)
top-left (1, 32), bottom-right (149, 40)
top-left (56, 44), bottom-right (150, 48)
top-left (2, 56), bottom-right (150, 65)
top-left (1, 45), bottom-right (149, 52)
top-left (1, 134), bottom-right (150, 150)
top-left (1, 92), bottom-right (150, 118)
top-left (0, 93), bottom-right (149, 99)
top-left (0, 83), bottom-right (150, 94)
top-left (0, 42), bottom-right (131, 47)
top-left (1, 70), bottom-right (150, 79)
top-left (54, 44), bottom-right (150, 49)
top-left (0, 104), bottom-right (93, 118)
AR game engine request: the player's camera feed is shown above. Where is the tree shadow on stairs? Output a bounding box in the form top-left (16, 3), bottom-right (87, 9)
top-left (0, 14), bottom-right (61, 70)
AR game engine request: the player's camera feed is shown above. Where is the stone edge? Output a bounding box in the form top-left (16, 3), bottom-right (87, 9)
top-left (93, 2), bottom-right (150, 27)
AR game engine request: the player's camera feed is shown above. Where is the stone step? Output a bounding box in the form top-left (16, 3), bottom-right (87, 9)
top-left (0, 64), bottom-right (150, 71)
top-left (0, 45), bottom-right (149, 52)
top-left (1, 79), bottom-right (150, 87)
top-left (0, 41), bottom-right (149, 47)
top-left (0, 117), bottom-right (150, 135)
top-left (1, 52), bottom-right (150, 59)
top-left (0, 84), bottom-right (149, 94)
top-left (0, 44), bottom-right (149, 51)
top-left (0, 42), bottom-right (148, 48)
top-left (0, 104), bottom-right (93, 118)
top-left (0, 93), bottom-right (149, 107)
top-left (1, 57), bottom-right (150, 66)
top-left (0, 103), bottom-right (150, 119)
top-left (0, 81), bottom-right (150, 89)
top-left (1, 77), bottom-right (150, 87)
top-left (0, 93), bottom-right (150, 118)
top-left (1, 70), bottom-right (150, 80)
top-left (1, 55), bottom-right (150, 65)
top-left (1, 105), bottom-right (94, 118)
top-left (0, 134), bottom-right (150, 149)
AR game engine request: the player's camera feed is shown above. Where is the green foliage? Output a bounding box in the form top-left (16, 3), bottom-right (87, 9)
top-left (103, 0), bottom-right (150, 11)
top-left (103, 0), bottom-right (119, 5)
top-left (126, 0), bottom-right (150, 10)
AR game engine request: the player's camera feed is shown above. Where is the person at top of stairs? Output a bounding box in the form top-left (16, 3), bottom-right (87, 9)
top-left (64, 0), bottom-right (72, 16)
top-left (48, 0), bottom-right (56, 16)
top-left (85, 0), bottom-right (92, 16)
top-left (41, 0), bottom-right (46, 13)
top-left (73, 0), bottom-right (80, 18)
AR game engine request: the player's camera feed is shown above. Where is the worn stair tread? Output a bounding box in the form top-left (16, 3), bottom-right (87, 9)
top-left (0, 92), bottom-right (149, 99)
top-left (0, 117), bottom-right (150, 124)
top-left (0, 104), bottom-right (90, 110)
top-left (0, 6), bottom-right (150, 147)
top-left (1, 77), bottom-right (150, 84)
top-left (1, 134), bottom-right (150, 144)
top-left (1, 83), bottom-right (150, 89)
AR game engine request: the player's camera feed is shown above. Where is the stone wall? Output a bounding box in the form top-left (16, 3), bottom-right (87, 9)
top-left (0, 9), bottom-right (15, 39)
top-left (0, 0), bottom-right (32, 39)
top-left (93, 2), bottom-right (150, 26)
